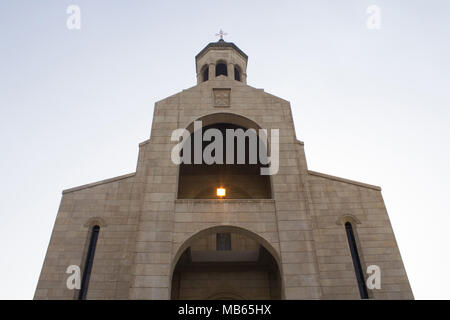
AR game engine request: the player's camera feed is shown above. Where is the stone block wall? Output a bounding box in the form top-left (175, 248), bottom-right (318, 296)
top-left (34, 174), bottom-right (142, 299)
top-left (34, 75), bottom-right (413, 300)
top-left (306, 171), bottom-right (413, 299)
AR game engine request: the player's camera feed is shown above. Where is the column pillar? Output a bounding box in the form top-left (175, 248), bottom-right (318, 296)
top-left (242, 72), bottom-right (247, 84)
top-left (227, 63), bottom-right (235, 80)
top-left (208, 63), bottom-right (216, 80)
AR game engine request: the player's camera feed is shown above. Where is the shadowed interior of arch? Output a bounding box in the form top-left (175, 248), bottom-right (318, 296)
top-left (202, 65), bottom-right (209, 81)
top-left (215, 62), bottom-right (228, 77)
top-left (177, 122), bottom-right (272, 199)
top-left (234, 66), bottom-right (241, 81)
top-left (171, 230), bottom-right (281, 300)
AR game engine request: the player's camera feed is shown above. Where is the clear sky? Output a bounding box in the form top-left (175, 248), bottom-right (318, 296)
top-left (1, 0), bottom-right (449, 299)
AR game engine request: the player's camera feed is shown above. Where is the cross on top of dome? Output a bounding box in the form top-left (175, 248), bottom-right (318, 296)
top-left (215, 29), bottom-right (228, 41)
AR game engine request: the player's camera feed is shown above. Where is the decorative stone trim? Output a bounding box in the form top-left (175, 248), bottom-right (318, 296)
top-left (83, 217), bottom-right (107, 228)
top-left (213, 88), bottom-right (231, 107)
top-left (336, 214), bottom-right (362, 226)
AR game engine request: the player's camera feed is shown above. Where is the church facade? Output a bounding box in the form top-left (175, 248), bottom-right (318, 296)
top-left (34, 39), bottom-right (413, 300)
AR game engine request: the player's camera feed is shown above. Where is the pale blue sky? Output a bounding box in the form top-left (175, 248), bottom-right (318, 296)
top-left (1, 0), bottom-right (449, 299)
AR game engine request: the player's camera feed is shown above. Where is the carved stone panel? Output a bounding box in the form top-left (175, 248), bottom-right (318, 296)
top-left (213, 88), bottom-right (231, 107)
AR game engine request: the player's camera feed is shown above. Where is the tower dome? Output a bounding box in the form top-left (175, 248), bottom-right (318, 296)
top-left (195, 39), bottom-right (248, 84)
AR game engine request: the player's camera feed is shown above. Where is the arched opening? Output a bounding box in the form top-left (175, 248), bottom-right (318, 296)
top-left (79, 225), bottom-right (100, 300)
top-left (234, 66), bottom-right (241, 81)
top-left (170, 226), bottom-right (282, 300)
top-left (177, 114), bottom-right (272, 199)
top-left (202, 65), bottom-right (209, 82)
top-left (345, 222), bottom-right (369, 299)
top-left (215, 62), bottom-right (228, 77)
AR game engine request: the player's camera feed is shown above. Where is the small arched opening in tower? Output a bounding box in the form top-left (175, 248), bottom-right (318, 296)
top-left (215, 62), bottom-right (228, 77)
top-left (202, 65), bottom-right (209, 82)
top-left (234, 66), bottom-right (241, 81)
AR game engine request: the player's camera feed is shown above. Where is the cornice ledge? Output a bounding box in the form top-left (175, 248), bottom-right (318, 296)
top-left (307, 170), bottom-right (381, 191)
top-left (62, 172), bottom-right (136, 194)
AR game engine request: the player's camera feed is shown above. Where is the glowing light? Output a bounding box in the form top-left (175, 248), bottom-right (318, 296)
top-left (216, 187), bottom-right (226, 197)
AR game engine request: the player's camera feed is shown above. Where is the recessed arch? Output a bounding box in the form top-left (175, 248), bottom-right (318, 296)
top-left (200, 64), bottom-right (209, 82)
top-left (177, 113), bottom-right (272, 199)
top-left (171, 225), bottom-right (282, 267)
top-left (170, 225), bottom-right (284, 300)
top-left (215, 60), bottom-right (228, 77)
top-left (184, 112), bottom-right (262, 133)
top-left (234, 65), bottom-right (242, 81)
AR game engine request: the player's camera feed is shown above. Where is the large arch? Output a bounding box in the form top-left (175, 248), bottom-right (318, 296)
top-left (177, 112), bottom-right (273, 199)
top-left (170, 225), bottom-right (284, 300)
top-left (183, 112), bottom-right (263, 134)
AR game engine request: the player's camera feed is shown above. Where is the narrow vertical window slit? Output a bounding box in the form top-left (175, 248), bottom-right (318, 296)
top-left (78, 225), bottom-right (100, 300)
top-left (345, 222), bottom-right (368, 299)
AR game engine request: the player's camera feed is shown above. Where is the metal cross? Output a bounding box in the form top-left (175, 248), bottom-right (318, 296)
top-left (215, 29), bottom-right (228, 40)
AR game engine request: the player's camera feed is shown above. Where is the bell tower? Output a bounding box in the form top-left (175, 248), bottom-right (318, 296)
top-left (195, 37), bottom-right (248, 84)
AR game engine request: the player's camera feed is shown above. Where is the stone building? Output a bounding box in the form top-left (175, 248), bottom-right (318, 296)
top-left (34, 38), bottom-right (413, 300)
